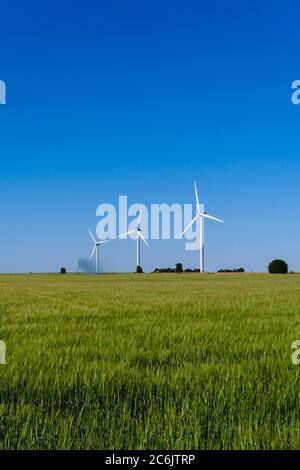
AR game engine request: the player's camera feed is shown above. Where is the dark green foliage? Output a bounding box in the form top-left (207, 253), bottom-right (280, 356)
top-left (60, 267), bottom-right (67, 274)
top-left (218, 268), bottom-right (245, 273)
top-left (175, 263), bottom-right (183, 273)
top-left (154, 268), bottom-right (175, 273)
top-left (268, 259), bottom-right (288, 274)
top-left (154, 267), bottom-right (201, 273)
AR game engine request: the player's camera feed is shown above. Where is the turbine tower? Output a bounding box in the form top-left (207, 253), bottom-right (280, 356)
top-left (180, 182), bottom-right (223, 273)
top-left (119, 207), bottom-right (149, 271)
top-left (88, 229), bottom-right (109, 273)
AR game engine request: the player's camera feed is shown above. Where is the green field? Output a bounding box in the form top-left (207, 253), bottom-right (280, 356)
top-left (0, 273), bottom-right (300, 449)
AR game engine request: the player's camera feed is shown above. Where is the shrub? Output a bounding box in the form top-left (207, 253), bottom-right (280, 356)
top-left (153, 268), bottom-right (175, 273)
top-left (268, 259), bottom-right (288, 274)
top-left (60, 267), bottom-right (66, 274)
top-left (218, 268), bottom-right (245, 273)
top-left (136, 266), bottom-right (143, 273)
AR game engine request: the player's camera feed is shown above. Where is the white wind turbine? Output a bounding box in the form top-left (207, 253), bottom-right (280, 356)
top-left (88, 229), bottom-right (109, 273)
top-left (180, 182), bottom-right (223, 273)
top-left (119, 207), bottom-right (149, 271)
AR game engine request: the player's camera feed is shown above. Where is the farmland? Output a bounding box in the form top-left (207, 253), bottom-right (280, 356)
top-left (0, 273), bottom-right (300, 449)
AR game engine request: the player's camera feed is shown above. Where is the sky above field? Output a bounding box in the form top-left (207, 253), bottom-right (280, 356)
top-left (0, 0), bottom-right (299, 273)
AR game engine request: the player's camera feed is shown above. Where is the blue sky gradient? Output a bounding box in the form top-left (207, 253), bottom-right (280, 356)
top-left (0, 0), bottom-right (299, 273)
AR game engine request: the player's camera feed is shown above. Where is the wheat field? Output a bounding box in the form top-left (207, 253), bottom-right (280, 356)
top-left (0, 273), bottom-right (299, 449)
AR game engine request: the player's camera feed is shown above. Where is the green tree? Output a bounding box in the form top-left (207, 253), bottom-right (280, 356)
top-left (268, 259), bottom-right (288, 274)
top-left (175, 263), bottom-right (183, 273)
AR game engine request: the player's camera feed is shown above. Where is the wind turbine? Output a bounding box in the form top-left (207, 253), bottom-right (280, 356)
top-left (180, 182), bottom-right (223, 273)
top-left (88, 229), bottom-right (109, 273)
top-left (119, 207), bottom-right (149, 271)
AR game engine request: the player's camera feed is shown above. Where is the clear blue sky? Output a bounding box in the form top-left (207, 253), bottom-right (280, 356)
top-left (0, 0), bottom-right (299, 273)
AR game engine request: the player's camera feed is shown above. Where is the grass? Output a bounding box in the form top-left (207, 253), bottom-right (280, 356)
top-left (0, 272), bottom-right (300, 449)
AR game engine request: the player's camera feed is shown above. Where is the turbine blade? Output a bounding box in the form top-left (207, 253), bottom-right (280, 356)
top-left (89, 245), bottom-right (96, 261)
top-left (201, 212), bottom-right (224, 223)
top-left (194, 181), bottom-right (200, 212)
top-left (98, 240), bottom-right (110, 245)
top-left (88, 229), bottom-right (96, 244)
top-left (119, 229), bottom-right (137, 238)
top-left (179, 214), bottom-right (199, 238)
top-left (138, 231), bottom-right (149, 247)
top-left (137, 205), bottom-right (143, 226)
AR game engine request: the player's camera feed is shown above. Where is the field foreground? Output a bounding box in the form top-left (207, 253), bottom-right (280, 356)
top-left (0, 273), bottom-right (300, 449)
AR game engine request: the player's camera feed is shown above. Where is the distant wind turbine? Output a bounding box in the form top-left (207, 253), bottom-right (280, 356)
top-left (88, 229), bottom-right (109, 273)
top-left (119, 207), bottom-right (149, 271)
top-left (180, 182), bottom-right (223, 273)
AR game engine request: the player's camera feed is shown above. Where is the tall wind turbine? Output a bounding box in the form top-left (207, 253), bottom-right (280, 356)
top-left (180, 182), bottom-right (223, 273)
top-left (119, 207), bottom-right (149, 271)
top-left (88, 229), bottom-right (109, 273)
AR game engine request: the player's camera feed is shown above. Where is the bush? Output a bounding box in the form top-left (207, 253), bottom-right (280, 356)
top-left (218, 268), bottom-right (245, 273)
top-left (136, 266), bottom-right (143, 273)
top-left (60, 267), bottom-right (66, 274)
top-left (175, 263), bottom-right (183, 273)
top-left (153, 268), bottom-right (175, 273)
top-left (268, 259), bottom-right (288, 274)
